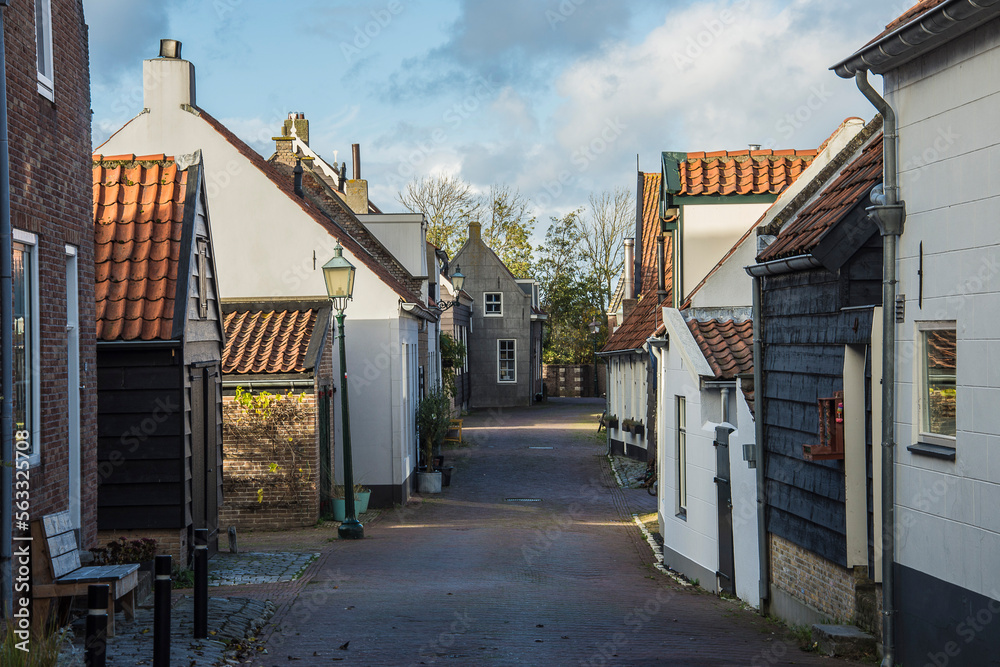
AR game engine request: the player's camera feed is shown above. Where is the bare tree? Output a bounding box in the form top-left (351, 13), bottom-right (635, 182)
top-left (482, 184), bottom-right (535, 278)
top-left (396, 175), bottom-right (481, 258)
top-left (579, 187), bottom-right (635, 311)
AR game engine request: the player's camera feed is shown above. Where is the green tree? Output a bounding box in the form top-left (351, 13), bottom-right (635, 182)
top-left (536, 211), bottom-right (605, 363)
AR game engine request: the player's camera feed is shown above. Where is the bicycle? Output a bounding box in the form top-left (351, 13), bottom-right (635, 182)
top-left (638, 460), bottom-right (657, 496)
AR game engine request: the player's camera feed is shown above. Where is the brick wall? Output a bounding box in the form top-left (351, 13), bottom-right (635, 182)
top-left (770, 534), bottom-right (857, 623)
top-left (95, 528), bottom-right (187, 567)
top-left (542, 364), bottom-right (606, 398)
top-left (6, 1), bottom-right (98, 547)
top-left (219, 391), bottom-right (320, 531)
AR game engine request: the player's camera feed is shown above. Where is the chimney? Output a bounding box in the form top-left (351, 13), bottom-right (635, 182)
top-left (144, 39), bottom-right (196, 111)
top-left (606, 312), bottom-right (617, 331)
top-left (345, 144), bottom-right (368, 214)
top-left (293, 159), bottom-right (304, 197)
top-left (657, 235), bottom-right (667, 303)
top-left (469, 220), bottom-right (482, 242)
top-left (623, 238), bottom-right (635, 300)
top-left (283, 112), bottom-right (309, 145)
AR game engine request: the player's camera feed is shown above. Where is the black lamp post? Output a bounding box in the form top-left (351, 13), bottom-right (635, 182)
top-left (323, 243), bottom-right (363, 540)
top-left (437, 266), bottom-right (466, 311)
top-left (589, 319), bottom-right (601, 397)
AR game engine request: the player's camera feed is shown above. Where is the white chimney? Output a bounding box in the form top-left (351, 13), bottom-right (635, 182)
top-left (144, 39), bottom-right (196, 112)
top-left (623, 238), bottom-right (635, 300)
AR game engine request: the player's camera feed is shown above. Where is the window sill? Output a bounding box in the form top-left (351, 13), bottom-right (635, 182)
top-left (907, 442), bottom-right (956, 461)
top-left (676, 510), bottom-right (687, 521)
top-left (484, 313), bottom-right (503, 317)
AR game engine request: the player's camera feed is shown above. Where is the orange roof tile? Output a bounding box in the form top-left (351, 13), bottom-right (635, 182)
top-left (222, 307), bottom-right (322, 375)
top-left (758, 132), bottom-right (883, 262)
top-left (93, 154), bottom-right (188, 341)
top-left (687, 318), bottom-right (754, 380)
top-left (679, 150), bottom-right (817, 197)
top-left (603, 172), bottom-right (672, 352)
top-left (865, 0), bottom-right (949, 46)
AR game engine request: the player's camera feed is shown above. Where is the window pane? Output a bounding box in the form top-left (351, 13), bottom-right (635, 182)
top-left (13, 245), bottom-right (32, 437)
top-left (923, 329), bottom-right (956, 437)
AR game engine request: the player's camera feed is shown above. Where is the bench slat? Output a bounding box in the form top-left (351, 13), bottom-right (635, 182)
top-left (42, 512), bottom-right (73, 537)
top-left (46, 531), bottom-right (78, 559)
top-left (50, 551), bottom-right (82, 579)
top-left (57, 563), bottom-right (139, 583)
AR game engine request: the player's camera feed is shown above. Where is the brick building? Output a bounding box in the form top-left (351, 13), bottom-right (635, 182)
top-left (4, 0), bottom-right (96, 569)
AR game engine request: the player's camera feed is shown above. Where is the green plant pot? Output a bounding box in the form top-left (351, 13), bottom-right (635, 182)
top-left (332, 498), bottom-right (346, 522)
top-left (356, 490), bottom-right (371, 514)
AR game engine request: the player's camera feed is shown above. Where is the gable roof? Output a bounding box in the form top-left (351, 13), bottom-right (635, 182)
top-left (666, 149), bottom-right (818, 198)
top-left (222, 300), bottom-right (330, 375)
top-left (93, 154), bottom-right (190, 341)
top-left (686, 317), bottom-right (754, 380)
top-left (602, 172), bottom-right (672, 353)
top-left (758, 131), bottom-right (883, 262)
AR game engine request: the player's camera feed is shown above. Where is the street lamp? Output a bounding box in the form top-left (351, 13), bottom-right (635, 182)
top-left (322, 243), bottom-right (363, 539)
top-left (589, 319), bottom-right (601, 397)
top-left (437, 265), bottom-right (466, 312)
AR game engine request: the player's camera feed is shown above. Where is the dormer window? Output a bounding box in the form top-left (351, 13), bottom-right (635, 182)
top-left (485, 292), bottom-right (502, 316)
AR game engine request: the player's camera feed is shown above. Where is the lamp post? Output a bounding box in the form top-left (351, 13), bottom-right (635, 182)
top-left (589, 319), bottom-right (601, 397)
top-left (437, 265), bottom-right (465, 311)
top-left (323, 243), bottom-right (363, 539)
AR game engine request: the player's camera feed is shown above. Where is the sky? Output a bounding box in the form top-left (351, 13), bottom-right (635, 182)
top-left (85, 0), bottom-right (910, 247)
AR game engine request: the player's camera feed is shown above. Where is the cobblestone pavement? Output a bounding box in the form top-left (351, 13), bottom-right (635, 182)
top-left (248, 398), bottom-right (866, 666)
top-left (209, 552), bottom-right (319, 586)
top-left (58, 596), bottom-right (274, 666)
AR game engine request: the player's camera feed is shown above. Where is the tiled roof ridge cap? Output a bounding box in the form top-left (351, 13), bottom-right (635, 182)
top-left (683, 307), bottom-right (754, 323)
top-left (94, 153), bottom-right (175, 165)
top-left (760, 114), bottom-right (883, 238)
top-left (686, 148), bottom-right (818, 162)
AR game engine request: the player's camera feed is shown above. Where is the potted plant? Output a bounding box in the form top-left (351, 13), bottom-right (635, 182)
top-left (633, 419), bottom-right (645, 437)
top-left (416, 387), bottom-right (452, 494)
top-left (91, 536), bottom-right (159, 572)
top-left (331, 484), bottom-right (371, 520)
top-left (622, 418), bottom-right (634, 434)
top-left (606, 414), bottom-right (619, 429)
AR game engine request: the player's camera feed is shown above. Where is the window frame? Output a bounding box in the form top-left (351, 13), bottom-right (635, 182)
top-left (497, 339), bottom-right (516, 383)
top-left (13, 231), bottom-right (42, 467)
top-left (916, 321), bottom-right (957, 449)
top-left (35, 0), bottom-right (55, 101)
top-left (676, 395), bottom-right (687, 518)
top-left (484, 292), bottom-right (503, 317)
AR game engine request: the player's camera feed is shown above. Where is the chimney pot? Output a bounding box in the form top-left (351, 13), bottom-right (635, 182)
top-left (352, 144), bottom-right (361, 180)
top-left (623, 238), bottom-right (635, 300)
top-left (159, 39), bottom-right (182, 59)
top-left (293, 160), bottom-right (304, 197)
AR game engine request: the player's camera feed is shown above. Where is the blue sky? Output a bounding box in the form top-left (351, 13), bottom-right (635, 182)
top-left (85, 0), bottom-right (908, 244)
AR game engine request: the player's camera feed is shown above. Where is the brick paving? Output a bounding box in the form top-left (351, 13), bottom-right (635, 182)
top-left (246, 398), bottom-right (867, 666)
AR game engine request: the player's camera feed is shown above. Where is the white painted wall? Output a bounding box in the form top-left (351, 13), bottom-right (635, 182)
top-left (730, 389), bottom-right (760, 608)
top-left (98, 56), bottom-right (418, 494)
top-left (358, 214), bottom-right (427, 279)
top-left (886, 27), bottom-right (1000, 601)
top-left (606, 353), bottom-right (648, 452)
top-left (682, 203), bottom-right (770, 300)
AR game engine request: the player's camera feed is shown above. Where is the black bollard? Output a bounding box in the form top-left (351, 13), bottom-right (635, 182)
top-left (85, 584), bottom-right (109, 667)
top-left (193, 528), bottom-right (208, 639)
top-left (153, 555), bottom-right (172, 667)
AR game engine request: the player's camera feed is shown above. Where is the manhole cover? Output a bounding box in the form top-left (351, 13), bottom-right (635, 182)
top-left (528, 446), bottom-right (553, 449)
top-left (505, 498), bottom-right (541, 502)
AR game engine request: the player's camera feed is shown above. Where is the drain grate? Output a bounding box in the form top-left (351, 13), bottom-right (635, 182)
top-left (528, 446), bottom-right (553, 449)
top-left (505, 498), bottom-right (541, 502)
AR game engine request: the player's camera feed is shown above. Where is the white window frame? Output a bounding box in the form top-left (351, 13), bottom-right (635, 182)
top-left (35, 0), bottom-right (55, 101)
top-left (676, 395), bottom-right (687, 518)
top-left (13, 230), bottom-right (41, 467)
top-left (916, 321), bottom-right (957, 448)
top-left (484, 292), bottom-right (503, 317)
top-left (498, 339), bottom-right (516, 383)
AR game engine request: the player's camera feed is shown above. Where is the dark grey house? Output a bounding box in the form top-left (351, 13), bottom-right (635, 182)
top-left (94, 153), bottom-right (225, 563)
top-left (451, 221), bottom-right (544, 408)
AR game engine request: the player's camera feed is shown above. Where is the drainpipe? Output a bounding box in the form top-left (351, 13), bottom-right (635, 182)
top-left (0, 0), bottom-right (14, 616)
top-left (751, 275), bottom-right (769, 614)
top-left (721, 386), bottom-right (729, 424)
top-left (856, 69), bottom-right (905, 667)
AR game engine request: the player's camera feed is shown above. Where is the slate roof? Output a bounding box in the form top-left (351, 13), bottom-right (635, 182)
top-left (93, 154), bottom-right (188, 341)
top-left (222, 305), bottom-right (326, 375)
top-left (686, 318), bottom-right (754, 380)
top-left (758, 132), bottom-right (883, 262)
top-left (678, 149), bottom-right (817, 196)
top-left (603, 172), bottom-right (671, 353)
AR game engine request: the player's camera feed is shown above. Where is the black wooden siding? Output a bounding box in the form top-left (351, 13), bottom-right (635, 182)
top-left (761, 234), bottom-right (881, 566)
top-left (97, 345), bottom-right (185, 529)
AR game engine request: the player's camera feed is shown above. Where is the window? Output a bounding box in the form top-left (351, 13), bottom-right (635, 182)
top-left (485, 292), bottom-right (502, 316)
top-left (498, 339), bottom-right (516, 383)
top-left (676, 396), bottom-right (687, 517)
top-left (13, 234), bottom-right (40, 464)
top-left (35, 0), bottom-right (54, 100)
top-left (918, 323), bottom-right (956, 446)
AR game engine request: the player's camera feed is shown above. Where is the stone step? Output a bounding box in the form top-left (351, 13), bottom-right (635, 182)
top-left (811, 623), bottom-right (877, 660)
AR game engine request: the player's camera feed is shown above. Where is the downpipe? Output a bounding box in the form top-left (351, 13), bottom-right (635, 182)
top-left (751, 275), bottom-right (769, 613)
top-left (856, 69), bottom-right (904, 667)
top-left (1, 1), bottom-right (14, 616)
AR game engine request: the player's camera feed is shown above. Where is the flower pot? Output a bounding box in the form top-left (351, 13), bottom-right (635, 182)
top-left (355, 490), bottom-right (371, 514)
top-left (332, 498), bottom-right (346, 521)
top-left (436, 466), bottom-right (454, 487)
top-left (417, 470), bottom-right (442, 494)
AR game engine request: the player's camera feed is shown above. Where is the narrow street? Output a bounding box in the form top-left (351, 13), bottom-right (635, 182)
top-left (251, 399), bottom-right (863, 666)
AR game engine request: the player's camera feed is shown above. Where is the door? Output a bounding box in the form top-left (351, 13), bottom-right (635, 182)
top-left (190, 363), bottom-right (220, 556)
top-left (715, 424), bottom-right (736, 596)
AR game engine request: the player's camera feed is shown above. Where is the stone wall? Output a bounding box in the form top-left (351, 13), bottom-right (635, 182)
top-left (219, 392), bottom-right (320, 531)
top-left (543, 364), bottom-right (606, 398)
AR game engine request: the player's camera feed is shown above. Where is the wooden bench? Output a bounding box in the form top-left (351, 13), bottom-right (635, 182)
top-left (31, 511), bottom-right (139, 636)
top-left (444, 418), bottom-right (463, 445)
